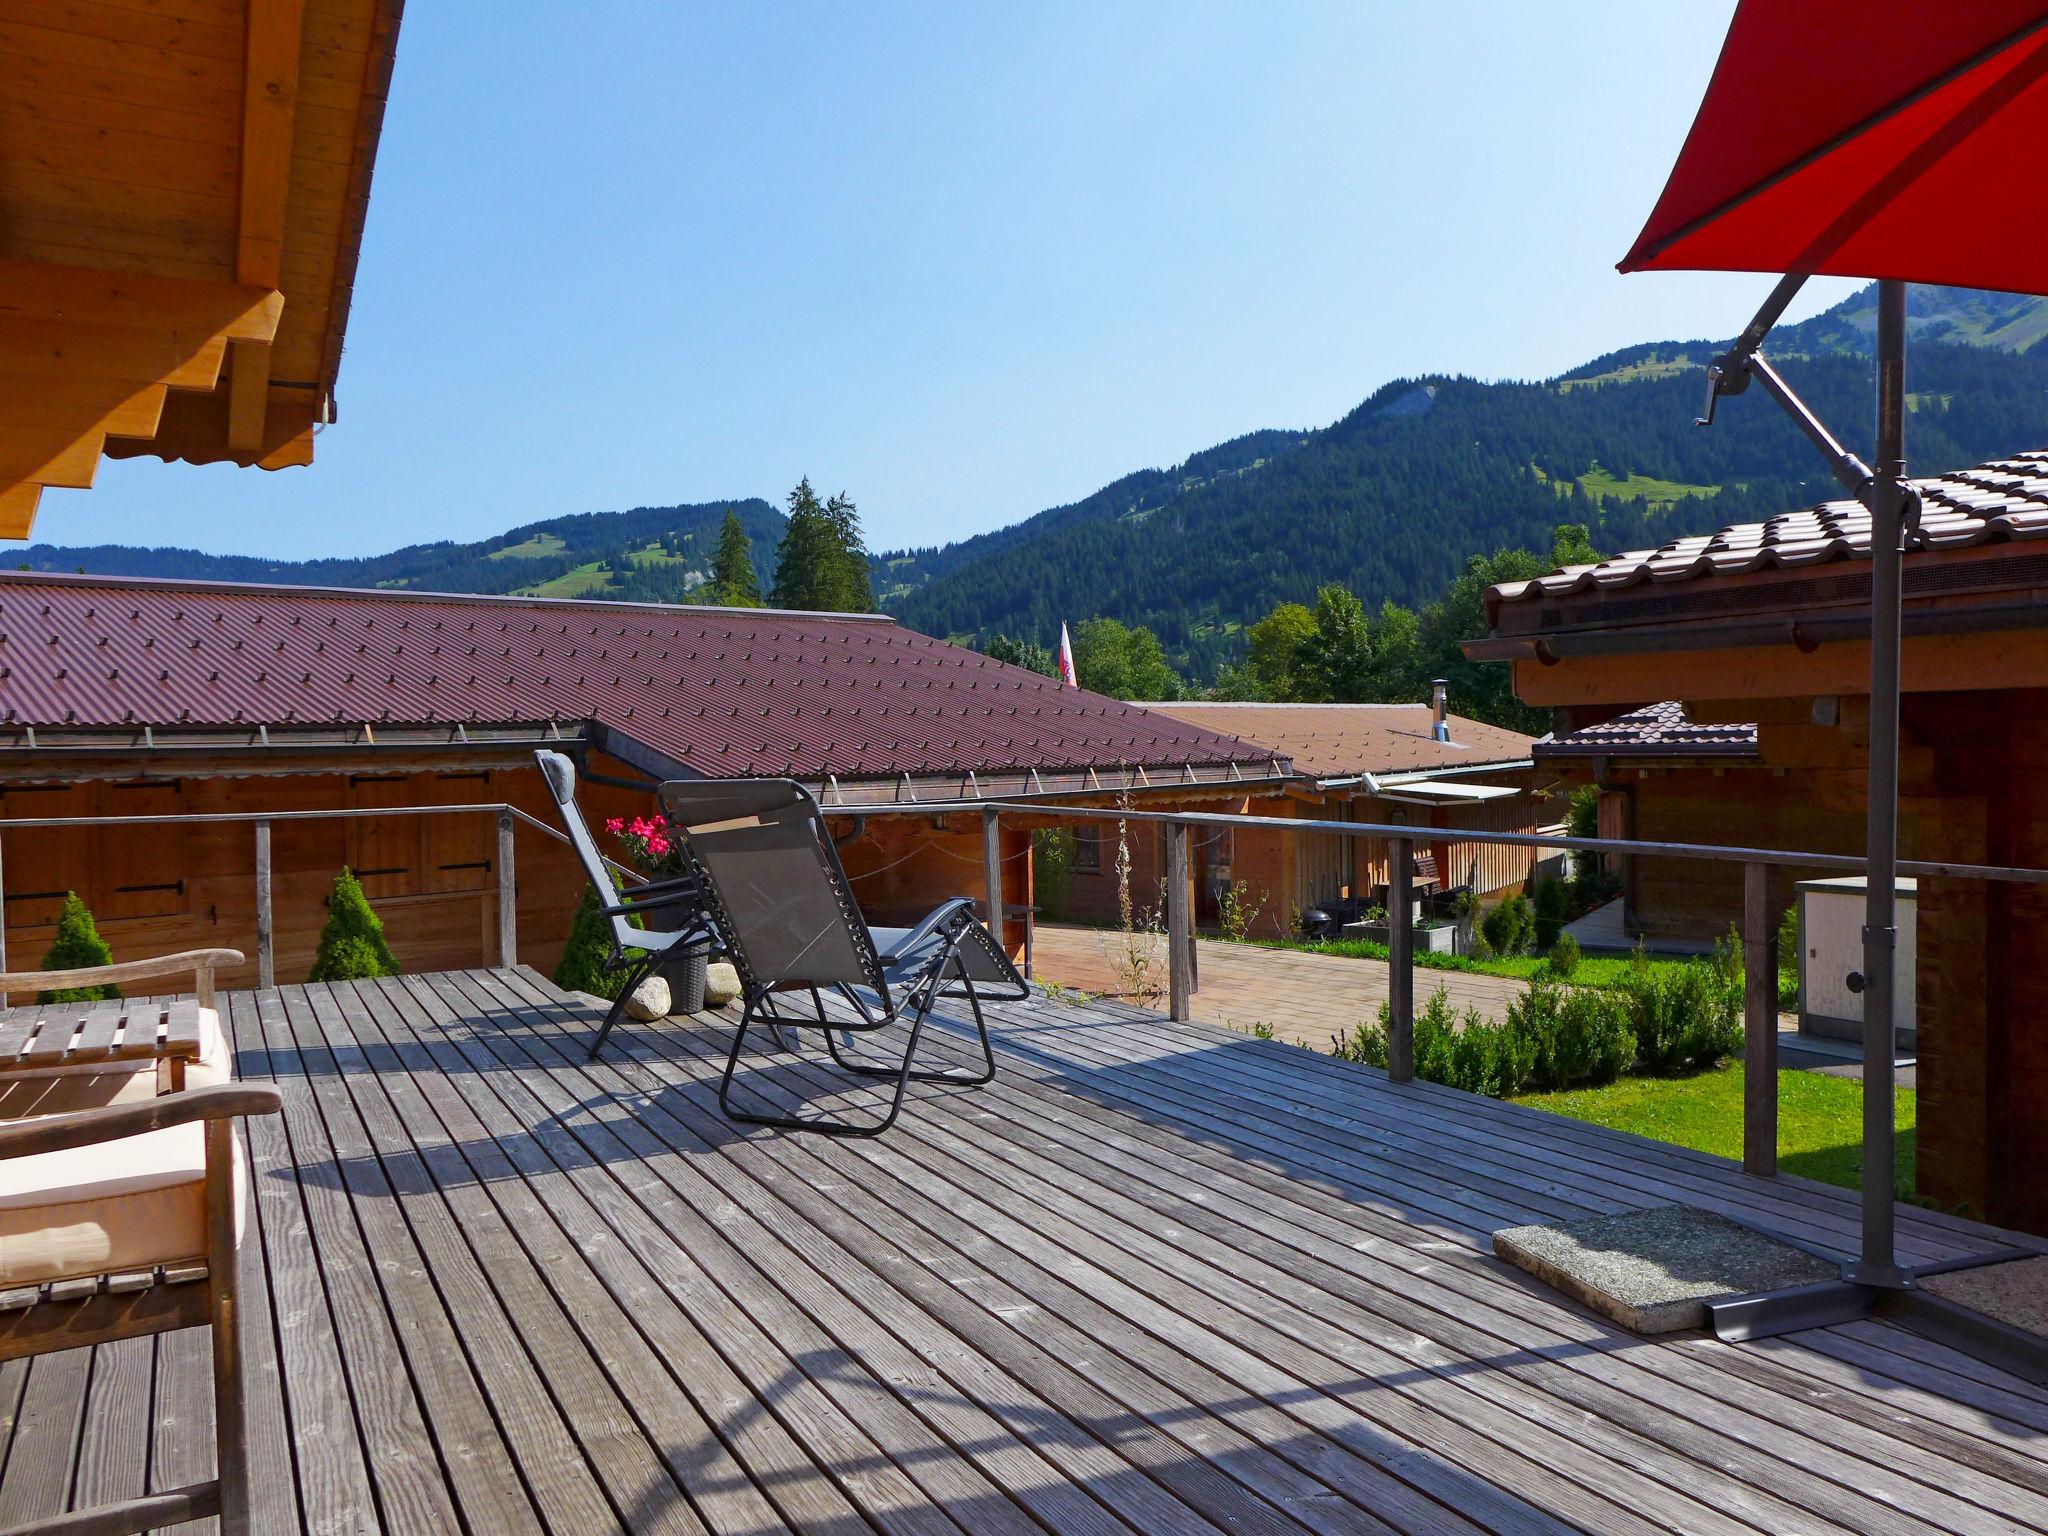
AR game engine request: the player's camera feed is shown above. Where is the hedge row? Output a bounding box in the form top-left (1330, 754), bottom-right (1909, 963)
top-left (1330, 948), bottom-right (1744, 1098)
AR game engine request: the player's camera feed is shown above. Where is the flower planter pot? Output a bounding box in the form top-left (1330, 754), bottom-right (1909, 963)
top-left (1347, 921), bottom-right (1458, 954)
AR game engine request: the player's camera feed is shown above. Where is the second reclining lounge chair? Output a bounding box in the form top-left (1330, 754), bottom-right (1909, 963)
top-left (659, 776), bottom-right (1028, 1136)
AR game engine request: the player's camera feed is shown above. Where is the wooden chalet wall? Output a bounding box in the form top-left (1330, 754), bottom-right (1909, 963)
top-left (0, 753), bottom-right (1031, 995)
top-left (1056, 775), bottom-right (1544, 940)
top-left (1557, 760), bottom-right (1865, 946)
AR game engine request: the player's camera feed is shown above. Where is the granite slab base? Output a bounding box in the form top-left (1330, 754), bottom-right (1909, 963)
top-left (1494, 1205), bottom-right (1837, 1334)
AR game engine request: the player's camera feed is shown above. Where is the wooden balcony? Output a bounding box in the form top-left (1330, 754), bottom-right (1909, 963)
top-left (3, 969), bottom-right (2041, 1534)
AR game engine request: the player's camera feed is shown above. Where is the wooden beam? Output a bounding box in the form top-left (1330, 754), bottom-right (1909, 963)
top-left (238, 0), bottom-right (308, 288)
top-left (0, 258), bottom-right (282, 344)
top-left (227, 338), bottom-right (273, 450)
top-left (0, 484), bottom-right (40, 539)
top-left (232, 0), bottom-right (308, 455)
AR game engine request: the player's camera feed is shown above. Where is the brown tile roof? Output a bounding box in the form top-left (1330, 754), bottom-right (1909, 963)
top-left (1536, 702), bottom-right (1758, 760)
top-left (1142, 702), bottom-right (1533, 781)
top-left (1489, 450), bottom-right (2048, 614)
top-left (0, 572), bottom-right (1281, 790)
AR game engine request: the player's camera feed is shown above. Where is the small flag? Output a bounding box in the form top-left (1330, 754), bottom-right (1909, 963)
top-left (1057, 623), bottom-right (1078, 688)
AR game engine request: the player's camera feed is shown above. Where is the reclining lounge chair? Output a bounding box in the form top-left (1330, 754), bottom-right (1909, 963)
top-left (535, 750), bottom-right (719, 1060)
top-left (659, 777), bottom-right (1029, 1136)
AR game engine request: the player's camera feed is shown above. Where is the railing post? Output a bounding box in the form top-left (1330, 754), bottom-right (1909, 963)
top-left (1743, 860), bottom-right (1780, 1176)
top-left (1388, 835), bottom-right (1414, 1081)
top-left (497, 809), bottom-right (519, 969)
top-left (254, 819), bottom-right (275, 991)
top-left (981, 808), bottom-right (1004, 954)
top-left (1166, 820), bottom-right (1191, 1022)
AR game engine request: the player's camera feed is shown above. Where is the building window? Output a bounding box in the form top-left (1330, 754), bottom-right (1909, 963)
top-left (1072, 825), bottom-right (1102, 873)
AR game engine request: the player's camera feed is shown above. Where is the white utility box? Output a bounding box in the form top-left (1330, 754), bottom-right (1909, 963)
top-left (1795, 875), bottom-right (1916, 1051)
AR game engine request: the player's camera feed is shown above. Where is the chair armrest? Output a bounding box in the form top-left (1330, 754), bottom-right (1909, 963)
top-left (879, 897), bottom-right (976, 961)
top-left (0, 948), bottom-right (245, 1008)
top-left (618, 874), bottom-right (700, 898)
top-left (0, 1083), bottom-right (282, 1162)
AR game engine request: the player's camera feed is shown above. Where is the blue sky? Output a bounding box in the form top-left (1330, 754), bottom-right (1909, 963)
top-left (26, 1), bottom-right (1858, 562)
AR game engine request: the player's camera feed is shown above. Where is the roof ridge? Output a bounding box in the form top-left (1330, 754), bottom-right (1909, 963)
top-left (0, 568), bottom-right (894, 625)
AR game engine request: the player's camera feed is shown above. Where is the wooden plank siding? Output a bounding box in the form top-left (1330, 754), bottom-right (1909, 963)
top-left (1, 968), bottom-right (2042, 1534)
top-left (0, 756), bottom-right (1035, 993)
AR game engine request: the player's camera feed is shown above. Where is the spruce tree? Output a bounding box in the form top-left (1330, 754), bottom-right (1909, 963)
top-left (770, 478), bottom-right (839, 610)
top-left (823, 491), bottom-right (875, 612)
top-left (707, 509), bottom-right (761, 607)
top-left (38, 892), bottom-right (119, 1003)
top-left (308, 868), bottom-right (401, 981)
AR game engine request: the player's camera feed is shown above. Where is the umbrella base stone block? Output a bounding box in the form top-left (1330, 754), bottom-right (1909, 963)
top-left (1494, 1205), bottom-right (1836, 1334)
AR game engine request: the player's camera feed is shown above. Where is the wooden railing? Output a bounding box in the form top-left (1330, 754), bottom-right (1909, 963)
top-left (0, 801), bottom-right (598, 994)
top-left (7, 792), bottom-right (2048, 1191)
top-left (853, 797), bottom-right (2048, 1184)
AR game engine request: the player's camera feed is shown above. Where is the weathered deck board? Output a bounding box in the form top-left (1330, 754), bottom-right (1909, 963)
top-left (2, 969), bottom-right (2043, 1535)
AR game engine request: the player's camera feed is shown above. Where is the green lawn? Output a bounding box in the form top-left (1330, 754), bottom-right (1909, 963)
top-left (1516, 1065), bottom-right (1918, 1200)
top-left (1251, 934), bottom-right (1696, 993)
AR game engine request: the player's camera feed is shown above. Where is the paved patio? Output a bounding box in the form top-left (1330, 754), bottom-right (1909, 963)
top-left (1032, 922), bottom-right (1529, 1047)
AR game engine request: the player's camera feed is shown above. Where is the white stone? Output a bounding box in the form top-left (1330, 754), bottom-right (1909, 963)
top-left (704, 961), bottom-right (741, 1008)
top-left (624, 975), bottom-right (670, 1021)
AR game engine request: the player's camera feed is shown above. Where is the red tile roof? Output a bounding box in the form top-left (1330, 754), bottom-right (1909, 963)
top-left (1489, 451), bottom-right (2048, 614)
top-left (1143, 702), bottom-right (1533, 781)
top-left (0, 573), bottom-right (1280, 788)
top-left (1536, 702), bottom-right (1758, 760)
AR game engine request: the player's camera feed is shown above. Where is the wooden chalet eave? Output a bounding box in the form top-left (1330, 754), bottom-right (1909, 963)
top-left (0, 0), bottom-right (336, 538)
top-left (1507, 626), bottom-right (2048, 708)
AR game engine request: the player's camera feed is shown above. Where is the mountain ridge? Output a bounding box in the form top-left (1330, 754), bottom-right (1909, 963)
top-left (13, 282), bottom-right (2047, 678)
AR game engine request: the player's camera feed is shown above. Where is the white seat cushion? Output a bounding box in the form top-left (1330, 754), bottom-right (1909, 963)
top-left (0, 1121), bottom-right (246, 1287)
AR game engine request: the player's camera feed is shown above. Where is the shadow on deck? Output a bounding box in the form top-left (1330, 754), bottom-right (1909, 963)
top-left (3, 968), bottom-right (2044, 1536)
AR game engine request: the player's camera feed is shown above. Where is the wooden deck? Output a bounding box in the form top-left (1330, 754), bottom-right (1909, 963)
top-left (5, 968), bottom-right (2047, 1535)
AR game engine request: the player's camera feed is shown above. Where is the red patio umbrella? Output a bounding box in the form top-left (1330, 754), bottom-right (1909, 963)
top-left (1618, 1), bottom-right (2048, 1305)
top-left (1623, 3), bottom-right (2048, 290)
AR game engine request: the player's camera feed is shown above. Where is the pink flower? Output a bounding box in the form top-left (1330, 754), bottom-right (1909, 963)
top-left (652, 814), bottom-right (668, 828)
top-left (604, 817), bottom-right (625, 834)
top-left (628, 816), bottom-right (652, 838)
top-left (647, 834), bottom-right (671, 856)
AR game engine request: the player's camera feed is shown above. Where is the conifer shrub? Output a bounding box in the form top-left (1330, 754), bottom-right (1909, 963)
top-left (1545, 932), bottom-right (1582, 979)
top-left (308, 869), bottom-right (400, 982)
top-left (1532, 877), bottom-right (1570, 951)
top-left (38, 892), bottom-right (119, 1002)
top-left (1480, 892), bottom-right (1535, 956)
top-left (1618, 946), bottom-right (1742, 1075)
top-left (1335, 979), bottom-right (1636, 1098)
top-left (555, 886), bottom-right (628, 999)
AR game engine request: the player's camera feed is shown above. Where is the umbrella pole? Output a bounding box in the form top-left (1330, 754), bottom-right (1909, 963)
top-left (1851, 277), bottom-right (1908, 1290)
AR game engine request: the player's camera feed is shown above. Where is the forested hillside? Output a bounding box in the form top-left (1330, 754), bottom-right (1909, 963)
top-left (13, 282), bottom-right (2047, 685)
top-left (886, 330), bottom-right (2048, 677)
top-left (12, 499), bottom-right (784, 604)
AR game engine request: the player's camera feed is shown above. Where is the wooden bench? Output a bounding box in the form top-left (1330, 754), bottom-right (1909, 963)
top-left (0, 950), bottom-right (274, 1536)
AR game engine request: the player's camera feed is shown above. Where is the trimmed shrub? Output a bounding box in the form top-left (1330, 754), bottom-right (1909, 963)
top-left (1776, 901), bottom-right (1801, 1010)
top-left (38, 892), bottom-right (119, 1002)
top-left (308, 868), bottom-right (400, 982)
top-left (1508, 979), bottom-right (1636, 1091)
top-left (1340, 978), bottom-right (1640, 1099)
top-left (1032, 829), bottom-right (1078, 923)
top-left (1481, 892), bottom-right (1535, 956)
top-left (1619, 947), bottom-right (1742, 1075)
top-left (554, 885), bottom-right (628, 998)
top-left (1335, 988), bottom-right (1527, 1098)
top-left (1532, 878), bottom-right (1569, 951)
top-left (1545, 932), bottom-right (1581, 979)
